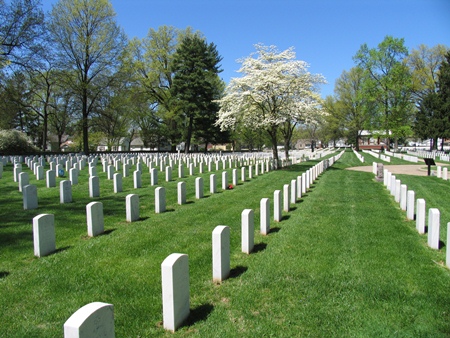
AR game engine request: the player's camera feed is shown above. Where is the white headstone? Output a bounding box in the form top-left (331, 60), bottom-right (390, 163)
top-left (274, 190), bottom-right (282, 222)
top-left (161, 253), bottom-right (190, 332)
top-left (428, 208), bottom-right (440, 249)
top-left (69, 168), bottom-right (78, 185)
top-left (212, 225), bottom-right (230, 283)
top-left (148, 167), bottom-right (157, 186)
top-left (400, 184), bottom-right (407, 210)
top-left (23, 184), bottom-right (38, 210)
top-left (222, 171), bottom-right (228, 190)
top-left (406, 190), bottom-right (415, 220)
top-left (126, 194), bottom-right (139, 222)
top-left (19, 172), bottom-right (29, 192)
top-left (89, 165), bottom-right (97, 177)
top-left (63, 302), bottom-right (115, 338)
top-left (36, 165), bottom-right (44, 180)
top-left (210, 174), bottom-right (216, 194)
top-left (122, 163), bottom-right (129, 178)
top-left (14, 164), bottom-right (22, 182)
top-left (290, 179), bottom-right (297, 204)
top-left (232, 168), bottom-right (238, 186)
top-left (241, 167), bottom-right (246, 182)
top-left (89, 176), bottom-right (100, 198)
top-left (155, 187), bottom-right (166, 213)
top-left (195, 177), bottom-right (203, 199)
top-left (260, 198), bottom-right (270, 235)
top-left (60, 180), bottom-right (72, 204)
top-left (241, 209), bottom-right (254, 254)
top-left (133, 170), bottom-right (141, 189)
top-left (301, 173), bottom-right (306, 194)
top-left (33, 214), bottom-right (56, 257)
top-left (177, 181), bottom-right (186, 205)
top-left (296, 176), bottom-right (302, 199)
top-left (165, 166), bottom-right (171, 182)
top-left (178, 164), bottom-right (184, 178)
top-left (46, 170), bottom-right (56, 188)
top-left (113, 173), bottom-right (122, 193)
top-left (107, 165), bottom-right (114, 180)
top-left (283, 184), bottom-right (290, 212)
top-left (447, 222), bottom-right (450, 269)
top-left (86, 202), bottom-right (104, 237)
top-left (394, 179), bottom-right (401, 203)
top-left (416, 199), bottom-right (426, 234)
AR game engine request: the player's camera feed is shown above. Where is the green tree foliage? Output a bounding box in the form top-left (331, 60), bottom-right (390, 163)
top-left (171, 35), bottom-right (224, 153)
top-left (0, 129), bottom-right (38, 154)
top-left (406, 44), bottom-right (448, 104)
top-left (353, 36), bottom-right (414, 149)
top-left (333, 67), bottom-right (376, 150)
top-left (414, 51), bottom-right (450, 150)
top-left (321, 95), bottom-right (345, 147)
top-left (49, 0), bottom-right (126, 154)
top-left (123, 26), bottom-right (186, 150)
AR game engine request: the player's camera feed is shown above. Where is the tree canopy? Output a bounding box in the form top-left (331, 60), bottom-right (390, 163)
top-left (171, 34), bottom-right (224, 153)
top-left (216, 44), bottom-right (325, 166)
top-left (49, 0), bottom-right (126, 154)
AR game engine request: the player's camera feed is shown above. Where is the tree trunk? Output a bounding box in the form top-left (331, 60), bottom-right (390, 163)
top-left (355, 130), bottom-right (360, 151)
top-left (82, 88), bottom-right (89, 155)
top-left (42, 112), bottom-right (48, 151)
top-left (284, 139), bottom-right (290, 165)
top-left (267, 127), bottom-right (279, 169)
top-left (184, 115), bottom-right (194, 154)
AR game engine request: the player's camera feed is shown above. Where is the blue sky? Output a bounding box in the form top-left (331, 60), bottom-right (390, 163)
top-left (43, 0), bottom-right (450, 98)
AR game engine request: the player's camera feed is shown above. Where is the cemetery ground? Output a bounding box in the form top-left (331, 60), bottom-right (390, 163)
top-left (1, 150), bottom-right (450, 337)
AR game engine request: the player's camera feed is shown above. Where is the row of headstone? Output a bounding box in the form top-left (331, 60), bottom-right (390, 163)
top-left (61, 150), bottom-right (346, 335)
top-left (381, 168), bottom-right (450, 268)
top-left (352, 148), bottom-right (365, 162)
top-left (436, 166), bottom-right (449, 180)
top-left (160, 149), bottom-right (346, 331)
top-left (33, 191), bottom-right (145, 260)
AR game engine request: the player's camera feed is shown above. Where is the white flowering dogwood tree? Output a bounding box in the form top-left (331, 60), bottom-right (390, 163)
top-left (216, 44), bottom-right (326, 167)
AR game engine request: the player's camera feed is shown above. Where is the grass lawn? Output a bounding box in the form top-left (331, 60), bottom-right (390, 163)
top-left (1, 150), bottom-right (449, 337)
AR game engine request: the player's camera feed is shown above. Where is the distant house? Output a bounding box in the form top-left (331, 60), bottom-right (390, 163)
top-left (358, 130), bottom-right (391, 150)
top-left (96, 138), bottom-right (130, 152)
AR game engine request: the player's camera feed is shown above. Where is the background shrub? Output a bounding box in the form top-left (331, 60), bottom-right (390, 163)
top-left (0, 129), bottom-right (39, 154)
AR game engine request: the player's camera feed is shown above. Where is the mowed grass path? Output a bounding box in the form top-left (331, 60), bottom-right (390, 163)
top-left (1, 151), bottom-right (449, 337)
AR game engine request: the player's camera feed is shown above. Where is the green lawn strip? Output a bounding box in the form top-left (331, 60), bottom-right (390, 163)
top-left (1, 151), bottom-right (450, 337)
top-left (355, 150), bottom-right (418, 166)
top-left (392, 173), bottom-right (450, 256)
top-left (198, 151), bottom-right (450, 337)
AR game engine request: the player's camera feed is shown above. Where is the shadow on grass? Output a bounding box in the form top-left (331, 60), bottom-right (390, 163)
top-left (281, 215), bottom-right (291, 221)
top-left (269, 227), bottom-right (281, 234)
top-left (51, 246), bottom-right (71, 255)
top-left (0, 271), bottom-right (9, 279)
top-left (253, 242), bottom-right (267, 253)
top-left (182, 303), bottom-right (214, 328)
top-left (290, 206), bottom-right (298, 212)
top-left (229, 265), bottom-right (248, 279)
top-left (439, 240), bottom-right (446, 250)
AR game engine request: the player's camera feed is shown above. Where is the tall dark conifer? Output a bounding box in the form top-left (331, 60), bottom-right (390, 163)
top-left (170, 35), bottom-right (223, 153)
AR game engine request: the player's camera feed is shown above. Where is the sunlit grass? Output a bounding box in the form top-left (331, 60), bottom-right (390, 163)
top-left (0, 150), bottom-right (449, 337)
